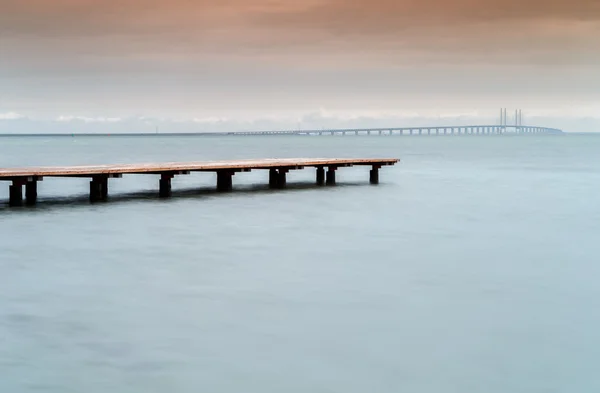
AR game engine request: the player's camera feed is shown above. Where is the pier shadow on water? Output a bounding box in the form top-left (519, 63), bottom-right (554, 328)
top-left (0, 181), bottom-right (377, 213)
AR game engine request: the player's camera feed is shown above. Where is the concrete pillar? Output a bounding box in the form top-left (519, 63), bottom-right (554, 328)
top-left (90, 176), bottom-right (108, 202)
top-left (9, 179), bottom-right (24, 207)
top-left (159, 174), bottom-right (173, 198)
top-left (316, 167), bottom-right (325, 186)
top-left (326, 167), bottom-right (337, 185)
top-left (370, 166), bottom-right (380, 184)
top-left (216, 171), bottom-right (234, 192)
top-left (25, 180), bottom-right (37, 206)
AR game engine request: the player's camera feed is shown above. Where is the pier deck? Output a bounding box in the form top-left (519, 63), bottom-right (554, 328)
top-left (0, 158), bottom-right (398, 206)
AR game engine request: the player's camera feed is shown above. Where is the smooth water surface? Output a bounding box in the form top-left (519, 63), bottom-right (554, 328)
top-left (1, 134), bottom-right (600, 392)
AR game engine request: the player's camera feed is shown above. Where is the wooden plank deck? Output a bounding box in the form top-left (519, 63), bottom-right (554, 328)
top-left (0, 158), bottom-right (397, 178)
top-left (0, 158), bottom-right (399, 206)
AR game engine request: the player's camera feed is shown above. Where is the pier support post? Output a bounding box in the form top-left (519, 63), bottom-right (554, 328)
top-left (90, 176), bottom-right (108, 202)
top-left (159, 174), bottom-right (173, 198)
top-left (326, 167), bottom-right (337, 185)
top-left (25, 180), bottom-right (38, 206)
top-left (277, 169), bottom-right (287, 189)
top-left (370, 165), bottom-right (380, 185)
top-left (269, 169), bottom-right (288, 189)
top-left (217, 171), bottom-right (234, 192)
top-left (9, 179), bottom-right (24, 207)
top-left (269, 169), bottom-right (278, 188)
top-left (316, 167), bottom-right (325, 186)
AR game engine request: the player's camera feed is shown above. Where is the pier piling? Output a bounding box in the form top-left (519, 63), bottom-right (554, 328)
top-left (326, 167), bottom-right (337, 185)
top-left (370, 166), bottom-right (380, 184)
top-left (9, 180), bottom-right (24, 207)
top-left (25, 180), bottom-right (38, 205)
top-left (269, 168), bottom-right (278, 189)
top-left (316, 167), bottom-right (325, 186)
top-left (277, 169), bottom-right (287, 189)
top-left (159, 174), bottom-right (173, 198)
top-left (90, 175), bottom-right (108, 202)
top-left (216, 171), bottom-right (234, 192)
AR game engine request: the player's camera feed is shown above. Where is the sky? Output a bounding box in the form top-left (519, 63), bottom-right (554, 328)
top-left (1, 0), bottom-right (599, 132)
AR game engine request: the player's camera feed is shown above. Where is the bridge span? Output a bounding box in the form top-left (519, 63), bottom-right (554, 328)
top-left (228, 125), bottom-right (563, 136)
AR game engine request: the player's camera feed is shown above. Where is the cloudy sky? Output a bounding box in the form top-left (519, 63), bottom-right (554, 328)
top-left (1, 0), bottom-right (599, 131)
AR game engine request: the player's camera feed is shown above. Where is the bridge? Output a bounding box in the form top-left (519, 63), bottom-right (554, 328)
top-left (226, 125), bottom-right (563, 136)
top-left (0, 125), bottom-right (564, 138)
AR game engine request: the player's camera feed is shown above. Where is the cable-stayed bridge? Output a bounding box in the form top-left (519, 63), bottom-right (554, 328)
top-left (224, 109), bottom-right (562, 136)
top-left (227, 124), bottom-right (563, 136)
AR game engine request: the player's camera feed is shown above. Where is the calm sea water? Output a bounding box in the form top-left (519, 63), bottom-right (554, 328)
top-left (1, 134), bottom-right (600, 392)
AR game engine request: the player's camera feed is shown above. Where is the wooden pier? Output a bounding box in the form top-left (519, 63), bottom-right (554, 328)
top-left (0, 158), bottom-right (398, 206)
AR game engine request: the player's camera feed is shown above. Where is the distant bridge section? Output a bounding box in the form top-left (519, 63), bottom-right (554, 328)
top-left (227, 125), bottom-right (564, 136)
